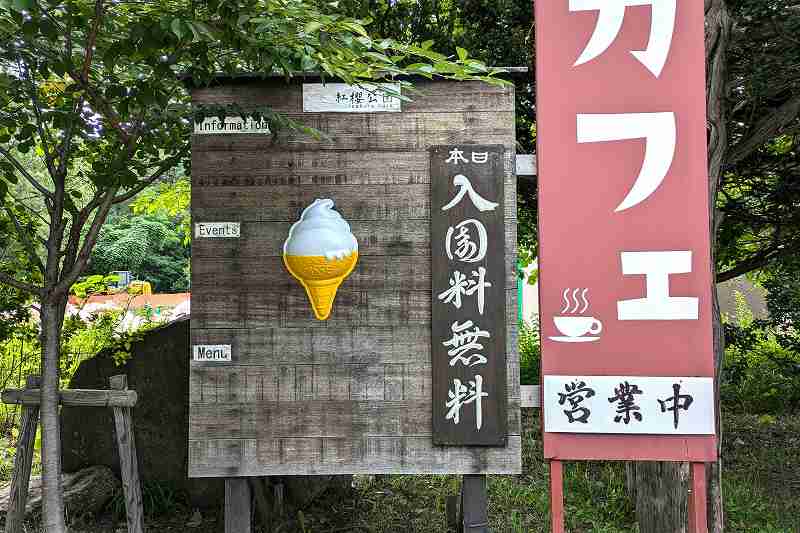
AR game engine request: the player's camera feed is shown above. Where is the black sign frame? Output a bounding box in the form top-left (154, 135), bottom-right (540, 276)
top-left (430, 144), bottom-right (507, 446)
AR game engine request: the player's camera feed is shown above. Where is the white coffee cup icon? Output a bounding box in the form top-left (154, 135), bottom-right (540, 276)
top-left (553, 316), bottom-right (602, 338)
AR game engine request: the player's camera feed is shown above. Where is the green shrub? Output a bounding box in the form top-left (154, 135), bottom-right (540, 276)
top-left (721, 335), bottom-right (800, 414)
top-left (723, 292), bottom-right (800, 414)
top-left (519, 321), bottom-right (540, 386)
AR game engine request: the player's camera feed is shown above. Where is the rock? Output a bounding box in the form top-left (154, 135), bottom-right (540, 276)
top-left (60, 318), bottom-right (222, 506)
top-left (0, 466), bottom-right (119, 518)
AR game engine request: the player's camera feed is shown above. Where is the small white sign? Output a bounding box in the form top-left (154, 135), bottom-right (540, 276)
top-left (193, 345), bottom-right (232, 362)
top-left (515, 154), bottom-right (537, 176)
top-left (193, 116), bottom-right (271, 135)
top-left (303, 83), bottom-right (402, 113)
top-left (194, 222), bottom-right (240, 239)
top-left (544, 375), bottom-right (715, 435)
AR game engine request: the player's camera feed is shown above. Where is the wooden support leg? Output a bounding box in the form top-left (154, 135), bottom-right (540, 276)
top-left (5, 376), bottom-right (41, 533)
top-left (688, 462), bottom-right (708, 533)
top-left (549, 460), bottom-right (565, 533)
top-left (461, 474), bottom-right (489, 533)
top-left (110, 375), bottom-right (144, 533)
top-left (225, 478), bottom-right (252, 533)
top-left (249, 477), bottom-right (272, 532)
top-left (446, 494), bottom-right (459, 531)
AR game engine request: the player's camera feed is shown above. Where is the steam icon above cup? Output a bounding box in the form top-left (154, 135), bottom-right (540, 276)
top-left (549, 287), bottom-right (603, 343)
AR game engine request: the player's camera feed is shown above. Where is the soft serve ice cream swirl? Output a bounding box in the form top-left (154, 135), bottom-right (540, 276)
top-left (283, 199), bottom-right (358, 260)
top-left (283, 199), bottom-right (359, 320)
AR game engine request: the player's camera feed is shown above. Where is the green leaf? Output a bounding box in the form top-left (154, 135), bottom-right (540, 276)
top-left (304, 21), bottom-right (323, 34)
top-left (170, 18), bottom-right (184, 39)
top-left (456, 47), bottom-right (468, 61)
top-left (341, 21), bottom-right (367, 37)
top-left (11, 0), bottom-right (33, 12)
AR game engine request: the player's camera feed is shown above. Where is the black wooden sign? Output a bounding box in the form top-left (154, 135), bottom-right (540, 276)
top-left (430, 145), bottom-right (507, 446)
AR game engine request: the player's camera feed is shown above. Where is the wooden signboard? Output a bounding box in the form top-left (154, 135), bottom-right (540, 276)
top-left (189, 77), bottom-right (521, 476)
top-left (430, 145), bottom-right (507, 446)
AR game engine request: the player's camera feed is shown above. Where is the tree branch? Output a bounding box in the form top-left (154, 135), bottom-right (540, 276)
top-left (0, 270), bottom-right (42, 296)
top-left (81, 0), bottom-right (105, 83)
top-left (727, 94), bottom-right (800, 167)
top-left (3, 207), bottom-right (45, 274)
top-left (20, 60), bottom-right (58, 180)
top-left (110, 148), bottom-right (189, 205)
top-left (54, 186), bottom-right (118, 293)
top-left (716, 247), bottom-right (782, 282)
top-left (0, 147), bottom-right (53, 199)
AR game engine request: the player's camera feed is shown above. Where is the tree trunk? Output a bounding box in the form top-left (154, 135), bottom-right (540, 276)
top-left (633, 2), bottom-right (732, 531)
top-left (634, 461), bottom-right (689, 533)
top-left (705, 1), bottom-right (732, 530)
top-left (39, 297), bottom-right (68, 532)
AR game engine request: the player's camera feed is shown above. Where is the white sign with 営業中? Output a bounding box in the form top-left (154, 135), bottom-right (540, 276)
top-left (543, 376), bottom-right (715, 435)
top-left (303, 83), bottom-right (402, 112)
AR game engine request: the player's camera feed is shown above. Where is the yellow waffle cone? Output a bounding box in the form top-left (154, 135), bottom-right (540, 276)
top-left (304, 279), bottom-right (342, 320)
top-left (283, 252), bottom-right (358, 320)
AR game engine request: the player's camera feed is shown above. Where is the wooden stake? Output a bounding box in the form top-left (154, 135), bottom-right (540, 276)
top-left (110, 375), bottom-right (144, 533)
top-left (446, 494), bottom-right (459, 531)
top-left (4, 375), bottom-right (41, 533)
top-left (249, 477), bottom-right (272, 532)
top-left (225, 478), bottom-right (252, 533)
top-left (688, 462), bottom-right (708, 533)
top-left (461, 474), bottom-right (489, 533)
top-left (549, 460), bottom-right (565, 533)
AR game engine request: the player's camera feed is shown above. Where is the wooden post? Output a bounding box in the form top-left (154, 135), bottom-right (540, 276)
top-left (4, 375), bottom-right (41, 533)
top-left (688, 462), bottom-right (708, 533)
top-left (225, 478), bottom-right (252, 533)
top-left (110, 375), bottom-right (144, 533)
top-left (446, 494), bottom-right (459, 531)
top-left (461, 474), bottom-right (489, 533)
top-left (248, 477), bottom-right (271, 532)
top-left (549, 460), bottom-right (565, 533)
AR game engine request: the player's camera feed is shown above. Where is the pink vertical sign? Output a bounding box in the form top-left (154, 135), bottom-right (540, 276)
top-left (536, 0), bottom-right (717, 461)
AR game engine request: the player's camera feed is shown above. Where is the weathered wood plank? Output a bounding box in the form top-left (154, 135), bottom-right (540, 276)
top-left (191, 219), bottom-right (517, 259)
top-left (191, 111), bottom-right (515, 153)
top-left (194, 149), bottom-right (517, 186)
top-left (520, 385), bottom-right (541, 408)
top-left (191, 255), bottom-right (518, 292)
top-left (110, 376), bottom-right (144, 533)
top-left (191, 287), bottom-right (518, 330)
top-left (191, 80), bottom-right (514, 114)
top-left (1, 388), bottom-right (137, 407)
top-left (188, 435), bottom-right (522, 477)
top-left (192, 150), bottom-right (431, 184)
top-left (188, 363), bottom-right (520, 404)
top-left (191, 323), bottom-right (518, 367)
top-left (192, 182), bottom-right (516, 221)
top-left (189, 400), bottom-right (522, 439)
top-left (224, 478), bottom-right (251, 533)
top-left (4, 376), bottom-right (40, 533)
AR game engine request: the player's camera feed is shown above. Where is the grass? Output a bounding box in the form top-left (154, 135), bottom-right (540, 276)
top-left (2, 410), bottom-right (797, 532)
top-left (273, 410), bottom-right (798, 532)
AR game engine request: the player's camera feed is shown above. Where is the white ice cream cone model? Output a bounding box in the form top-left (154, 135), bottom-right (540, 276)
top-left (283, 199), bottom-right (359, 320)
